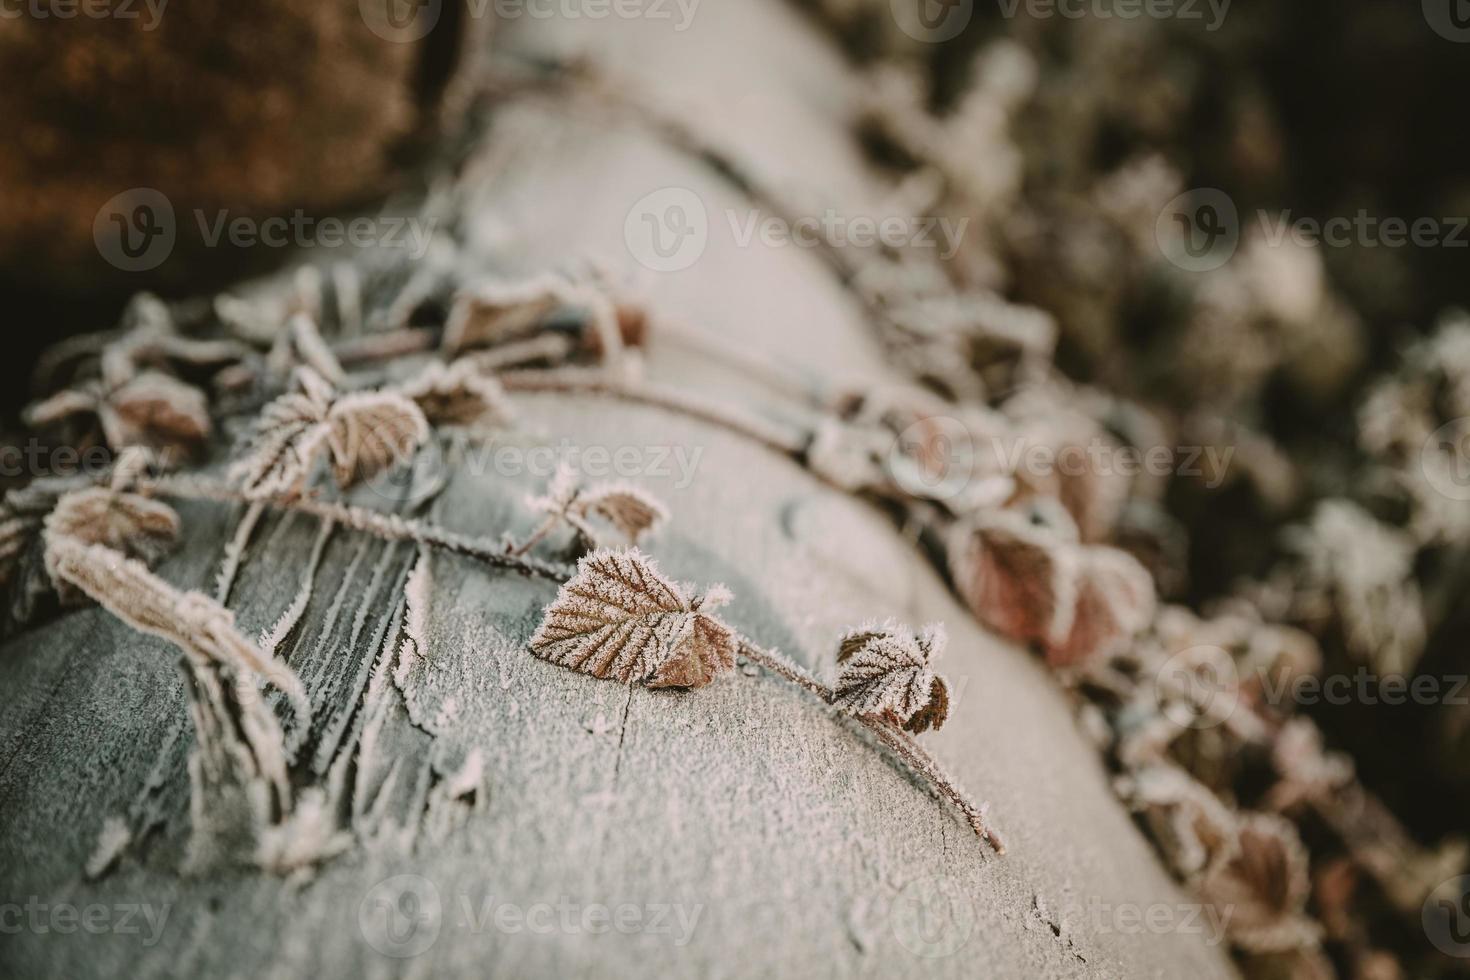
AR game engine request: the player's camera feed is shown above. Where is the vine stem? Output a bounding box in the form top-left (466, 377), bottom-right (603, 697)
top-left (736, 638), bottom-right (1003, 853)
top-left (500, 371), bottom-right (808, 458)
top-left (139, 475), bottom-right (574, 583)
top-left (138, 472), bottom-right (1000, 850)
top-left (507, 512), bottom-right (562, 557)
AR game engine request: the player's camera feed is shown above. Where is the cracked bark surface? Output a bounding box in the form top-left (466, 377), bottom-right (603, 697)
top-left (0, 4), bottom-right (1239, 978)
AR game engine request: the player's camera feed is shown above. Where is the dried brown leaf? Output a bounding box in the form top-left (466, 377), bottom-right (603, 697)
top-left (1046, 546), bottom-right (1156, 668)
top-left (948, 508), bottom-right (1079, 650)
top-left (529, 548), bottom-right (735, 689)
top-left (103, 371), bottom-right (212, 451)
top-left (1199, 813), bottom-right (1319, 954)
top-left (324, 391), bottom-right (429, 487)
top-left (572, 483), bottom-right (669, 545)
top-left (834, 621), bottom-right (950, 733)
top-left (397, 359), bottom-right (513, 429)
top-left (1117, 764), bottom-right (1239, 883)
top-left (442, 275), bottom-right (568, 355)
top-left (42, 488), bottom-right (180, 599)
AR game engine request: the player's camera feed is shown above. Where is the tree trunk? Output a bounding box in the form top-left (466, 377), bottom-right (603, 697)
top-left (0, 5), bottom-right (1239, 978)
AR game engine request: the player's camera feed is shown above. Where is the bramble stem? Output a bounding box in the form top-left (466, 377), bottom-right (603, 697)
top-left (736, 637), bottom-right (1002, 852)
top-left (141, 476), bottom-right (573, 583)
top-left (500, 371), bottom-right (808, 458)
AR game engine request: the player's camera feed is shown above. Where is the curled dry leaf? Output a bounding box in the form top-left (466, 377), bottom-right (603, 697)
top-left (41, 488), bottom-right (180, 601)
top-left (949, 508), bottom-right (1079, 650)
top-left (529, 548), bottom-right (735, 689)
top-left (1199, 813), bottom-right (1320, 954)
top-left (834, 621), bottom-right (951, 734)
top-left (1046, 546), bottom-right (1156, 668)
top-left (397, 359), bottom-right (514, 429)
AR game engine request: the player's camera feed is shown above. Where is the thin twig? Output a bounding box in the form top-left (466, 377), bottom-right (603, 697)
top-left (736, 638), bottom-right (834, 703)
top-left (141, 475), bottom-right (573, 583)
top-left (500, 370), bottom-right (808, 457)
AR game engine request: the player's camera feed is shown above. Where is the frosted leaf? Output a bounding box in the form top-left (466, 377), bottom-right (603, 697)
top-left (228, 372), bottom-right (429, 496)
top-left (42, 536), bottom-right (311, 808)
top-left (324, 391), bottom-right (429, 487)
top-left (228, 376), bottom-right (333, 498)
top-left (1046, 546), bottom-right (1156, 668)
top-left (397, 358), bottom-right (514, 429)
top-left (574, 483), bottom-right (669, 545)
top-left (104, 371), bottom-right (212, 451)
top-left (1117, 765), bottom-right (1238, 883)
top-left (443, 273), bottom-right (624, 363)
top-left (523, 467), bottom-right (669, 551)
top-left (26, 372), bottom-right (211, 455)
top-left (834, 621), bottom-right (950, 734)
top-left (529, 548), bottom-right (735, 689)
top-left (42, 488), bottom-right (180, 600)
top-left (949, 508), bottom-right (1079, 650)
top-left (442, 274), bottom-right (569, 355)
top-left (1198, 813), bottom-right (1320, 953)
